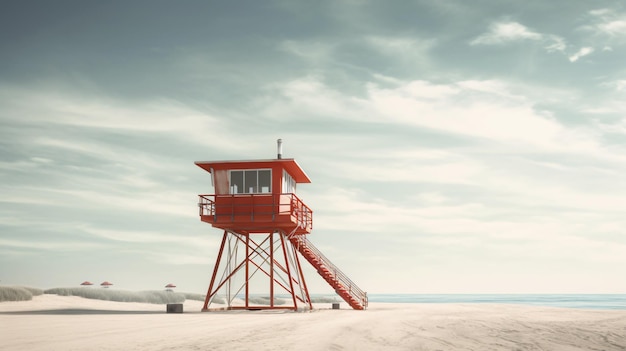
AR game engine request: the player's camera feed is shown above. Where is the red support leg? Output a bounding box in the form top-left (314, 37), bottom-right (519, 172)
top-left (293, 243), bottom-right (313, 310)
top-left (203, 231), bottom-right (228, 311)
top-left (270, 232), bottom-right (274, 308)
top-left (245, 234), bottom-right (249, 309)
top-left (280, 232), bottom-right (298, 310)
top-left (202, 230), bottom-right (313, 311)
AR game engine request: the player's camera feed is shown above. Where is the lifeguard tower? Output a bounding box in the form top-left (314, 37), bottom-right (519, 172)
top-left (196, 140), bottom-right (367, 311)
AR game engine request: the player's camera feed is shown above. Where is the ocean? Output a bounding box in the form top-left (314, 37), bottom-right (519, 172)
top-left (364, 294), bottom-right (626, 310)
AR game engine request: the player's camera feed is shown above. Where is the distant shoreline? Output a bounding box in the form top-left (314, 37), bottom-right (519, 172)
top-left (3, 286), bottom-right (624, 310)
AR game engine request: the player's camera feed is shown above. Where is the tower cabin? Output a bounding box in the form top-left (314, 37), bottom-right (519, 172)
top-left (195, 158), bottom-right (313, 235)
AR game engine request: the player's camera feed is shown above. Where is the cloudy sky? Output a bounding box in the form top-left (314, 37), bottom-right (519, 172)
top-left (1, 0), bottom-right (626, 294)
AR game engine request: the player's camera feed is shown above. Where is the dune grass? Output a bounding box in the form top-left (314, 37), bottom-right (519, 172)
top-left (44, 287), bottom-right (185, 304)
top-left (194, 294), bottom-right (338, 305)
top-left (182, 292), bottom-right (226, 304)
top-left (247, 296), bottom-right (286, 305)
top-left (310, 296), bottom-right (340, 303)
top-left (0, 286), bottom-right (44, 302)
top-left (1, 286), bottom-right (338, 306)
top-left (180, 292), bottom-right (206, 301)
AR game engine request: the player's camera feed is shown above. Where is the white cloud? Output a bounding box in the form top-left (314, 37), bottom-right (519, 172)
top-left (274, 81), bottom-right (626, 281)
top-left (324, 155), bottom-right (482, 186)
top-left (365, 80), bottom-right (597, 152)
top-left (279, 40), bottom-right (336, 63)
top-left (471, 22), bottom-right (573, 58)
top-left (470, 21), bottom-right (542, 45)
top-left (616, 80), bottom-right (626, 91)
top-left (568, 47), bottom-right (594, 62)
top-left (80, 225), bottom-right (212, 253)
top-left (454, 79), bottom-right (524, 100)
top-left (544, 35), bottom-right (567, 52)
top-left (589, 8), bottom-right (611, 17)
top-left (0, 238), bottom-right (104, 251)
top-left (600, 20), bottom-right (626, 35)
top-left (366, 36), bottom-right (435, 57)
top-left (597, 119), bottom-right (626, 135)
top-left (264, 76), bottom-right (608, 158)
top-left (586, 8), bottom-right (626, 37)
top-left (0, 84), bottom-right (249, 152)
top-left (599, 79), bottom-right (626, 94)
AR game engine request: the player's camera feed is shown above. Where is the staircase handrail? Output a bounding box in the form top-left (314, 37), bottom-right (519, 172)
top-left (293, 236), bottom-right (367, 307)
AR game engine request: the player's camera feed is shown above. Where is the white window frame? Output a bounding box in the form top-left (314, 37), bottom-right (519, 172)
top-left (282, 170), bottom-right (296, 194)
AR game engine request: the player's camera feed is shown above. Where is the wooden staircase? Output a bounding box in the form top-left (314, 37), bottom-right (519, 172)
top-left (289, 235), bottom-right (367, 310)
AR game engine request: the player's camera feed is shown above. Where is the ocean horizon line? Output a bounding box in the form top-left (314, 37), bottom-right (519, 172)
top-left (355, 293), bottom-right (626, 310)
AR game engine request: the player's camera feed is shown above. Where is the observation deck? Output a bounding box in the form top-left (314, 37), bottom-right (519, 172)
top-left (198, 192), bottom-right (312, 234)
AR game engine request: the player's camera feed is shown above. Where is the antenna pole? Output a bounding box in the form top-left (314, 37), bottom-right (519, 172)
top-left (277, 139), bottom-right (283, 159)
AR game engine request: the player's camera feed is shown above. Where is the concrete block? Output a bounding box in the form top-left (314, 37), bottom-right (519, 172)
top-left (167, 303), bottom-right (183, 313)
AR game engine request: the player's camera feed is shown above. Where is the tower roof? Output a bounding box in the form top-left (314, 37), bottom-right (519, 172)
top-left (194, 158), bottom-right (311, 183)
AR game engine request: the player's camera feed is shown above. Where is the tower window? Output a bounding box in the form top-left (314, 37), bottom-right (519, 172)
top-left (229, 169), bottom-right (271, 194)
top-left (282, 170), bottom-right (296, 193)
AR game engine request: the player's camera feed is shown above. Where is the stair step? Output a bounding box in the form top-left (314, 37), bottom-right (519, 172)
top-left (295, 237), bottom-right (365, 311)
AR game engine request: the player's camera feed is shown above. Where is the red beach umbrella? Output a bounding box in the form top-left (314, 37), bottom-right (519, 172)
top-left (80, 281), bottom-right (93, 286)
top-left (165, 283), bottom-right (176, 288)
top-left (100, 281), bottom-right (113, 288)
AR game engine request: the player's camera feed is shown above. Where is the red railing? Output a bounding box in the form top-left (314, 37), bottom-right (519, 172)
top-left (198, 193), bottom-right (313, 231)
top-left (290, 235), bottom-right (368, 310)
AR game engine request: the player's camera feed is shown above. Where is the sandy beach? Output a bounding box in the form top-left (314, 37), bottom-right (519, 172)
top-left (1, 295), bottom-right (625, 350)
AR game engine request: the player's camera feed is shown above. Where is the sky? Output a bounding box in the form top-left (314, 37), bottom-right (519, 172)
top-left (1, 0), bottom-right (626, 295)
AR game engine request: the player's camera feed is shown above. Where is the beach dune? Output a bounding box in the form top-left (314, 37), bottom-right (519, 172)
top-left (1, 294), bottom-right (625, 350)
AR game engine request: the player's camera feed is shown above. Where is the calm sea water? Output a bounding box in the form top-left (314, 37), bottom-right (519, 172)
top-left (364, 294), bottom-right (626, 310)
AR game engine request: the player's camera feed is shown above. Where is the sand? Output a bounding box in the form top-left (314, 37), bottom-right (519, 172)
top-left (1, 295), bottom-right (626, 350)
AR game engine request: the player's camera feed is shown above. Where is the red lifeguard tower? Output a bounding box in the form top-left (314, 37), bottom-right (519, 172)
top-left (196, 140), bottom-right (367, 311)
